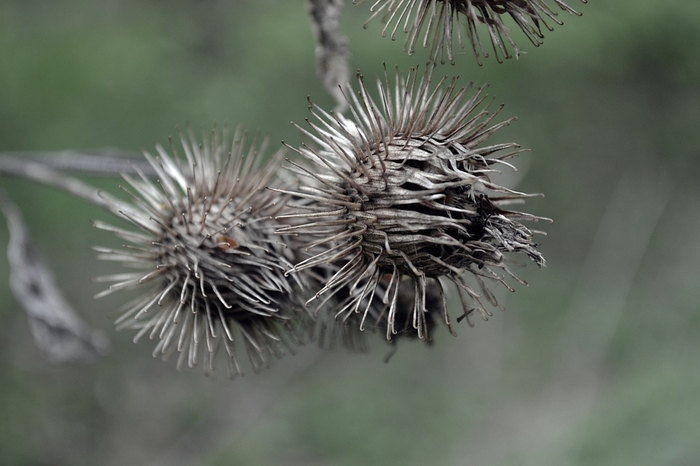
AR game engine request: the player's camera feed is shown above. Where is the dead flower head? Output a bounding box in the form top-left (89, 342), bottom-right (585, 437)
top-left (355, 0), bottom-right (586, 64)
top-left (276, 65), bottom-right (548, 342)
top-left (93, 126), bottom-right (309, 377)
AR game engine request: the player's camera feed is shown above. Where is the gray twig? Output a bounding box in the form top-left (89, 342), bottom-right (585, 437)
top-left (0, 192), bottom-right (109, 363)
top-left (307, 0), bottom-right (350, 113)
top-left (0, 155), bottom-right (128, 212)
top-left (0, 150), bottom-right (154, 177)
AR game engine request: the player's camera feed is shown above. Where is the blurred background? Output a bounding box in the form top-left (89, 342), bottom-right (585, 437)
top-left (1, 0), bottom-right (700, 465)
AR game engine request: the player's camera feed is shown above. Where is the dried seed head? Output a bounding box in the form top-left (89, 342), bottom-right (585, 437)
top-left (355, 0), bottom-right (586, 64)
top-left (94, 126), bottom-right (310, 377)
top-left (277, 65), bottom-right (548, 342)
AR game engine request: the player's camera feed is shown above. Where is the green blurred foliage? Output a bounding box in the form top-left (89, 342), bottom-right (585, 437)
top-left (1, 1), bottom-right (700, 465)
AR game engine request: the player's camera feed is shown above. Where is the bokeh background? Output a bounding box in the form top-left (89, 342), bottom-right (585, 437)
top-left (2, 1), bottom-right (700, 465)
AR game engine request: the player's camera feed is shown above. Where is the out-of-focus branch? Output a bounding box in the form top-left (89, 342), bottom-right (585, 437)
top-left (0, 156), bottom-right (131, 363)
top-left (0, 150), bottom-right (154, 177)
top-left (307, 0), bottom-right (350, 113)
top-left (0, 192), bottom-right (109, 363)
top-left (0, 155), bottom-right (129, 212)
top-left (0, 153), bottom-right (141, 363)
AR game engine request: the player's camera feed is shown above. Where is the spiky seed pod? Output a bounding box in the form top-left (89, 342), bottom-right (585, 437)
top-left (355, 0), bottom-right (586, 64)
top-left (93, 126), bottom-right (311, 377)
top-left (276, 66), bottom-right (548, 342)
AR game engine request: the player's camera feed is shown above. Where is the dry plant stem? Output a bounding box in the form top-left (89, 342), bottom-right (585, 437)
top-left (0, 155), bottom-right (127, 213)
top-left (308, 0), bottom-right (351, 113)
top-left (0, 151), bottom-right (155, 177)
top-left (0, 155), bottom-right (132, 363)
top-left (0, 191), bottom-right (109, 363)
